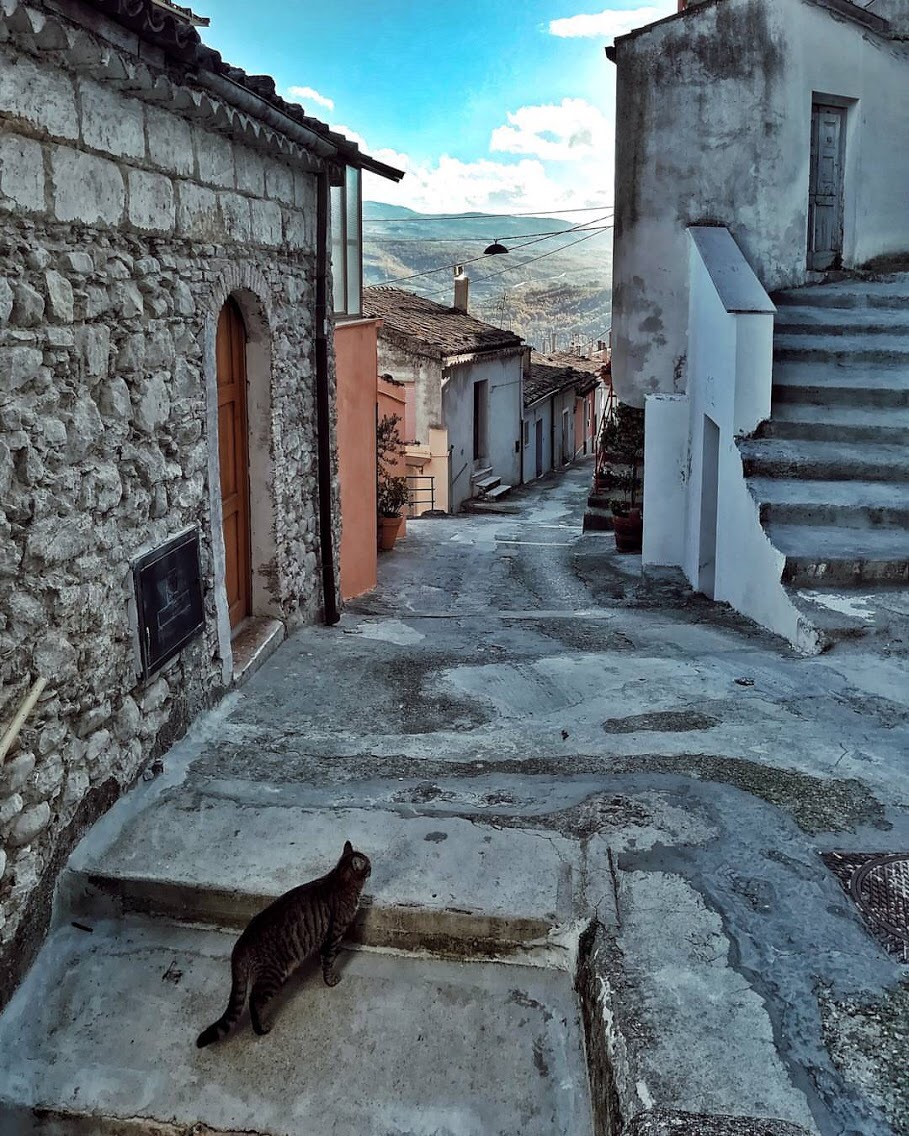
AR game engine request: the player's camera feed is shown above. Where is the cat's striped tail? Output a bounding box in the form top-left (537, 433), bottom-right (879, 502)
top-left (196, 956), bottom-right (250, 1048)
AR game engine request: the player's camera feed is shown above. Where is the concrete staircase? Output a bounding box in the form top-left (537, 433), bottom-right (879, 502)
top-left (741, 275), bottom-right (909, 647)
top-left (462, 465), bottom-right (513, 512)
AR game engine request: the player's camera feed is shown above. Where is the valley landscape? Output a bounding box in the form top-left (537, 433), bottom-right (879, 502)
top-left (362, 201), bottom-right (613, 353)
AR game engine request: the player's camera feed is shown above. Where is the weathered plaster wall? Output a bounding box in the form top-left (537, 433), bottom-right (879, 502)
top-left (335, 319), bottom-right (379, 600)
top-left (611, 0), bottom-right (909, 404)
top-left (374, 338), bottom-right (443, 448)
top-left (523, 401), bottom-right (552, 479)
top-left (868, 0), bottom-right (909, 34)
top-left (442, 353), bottom-right (522, 511)
top-left (0, 2), bottom-right (329, 1002)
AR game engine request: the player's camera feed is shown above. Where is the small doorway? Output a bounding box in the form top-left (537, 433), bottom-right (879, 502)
top-left (216, 298), bottom-right (251, 630)
top-left (535, 418), bottom-right (544, 478)
top-left (698, 416), bottom-right (720, 598)
top-left (561, 409), bottom-right (571, 465)
top-left (473, 380), bottom-right (488, 462)
top-left (808, 103), bottom-right (846, 271)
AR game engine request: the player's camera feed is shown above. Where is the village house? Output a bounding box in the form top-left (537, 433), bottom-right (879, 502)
top-left (0, 0), bottom-right (400, 999)
top-left (364, 277), bottom-right (524, 514)
top-left (608, 0), bottom-right (909, 648)
top-left (522, 351), bottom-right (605, 481)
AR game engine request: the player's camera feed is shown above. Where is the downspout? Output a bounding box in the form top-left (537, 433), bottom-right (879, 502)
top-left (315, 170), bottom-right (340, 625)
top-left (550, 394), bottom-right (556, 471)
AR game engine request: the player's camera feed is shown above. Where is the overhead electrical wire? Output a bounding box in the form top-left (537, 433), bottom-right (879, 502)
top-left (363, 204), bottom-right (613, 223)
top-left (371, 213), bottom-right (614, 287)
top-left (368, 221), bottom-right (613, 244)
top-left (414, 224), bottom-right (613, 301)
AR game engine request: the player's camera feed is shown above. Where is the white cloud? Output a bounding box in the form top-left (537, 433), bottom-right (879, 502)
top-left (549, 3), bottom-right (675, 39)
top-left (286, 85), bottom-right (335, 111)
top-left (490, 99), bottom-right (610, 162)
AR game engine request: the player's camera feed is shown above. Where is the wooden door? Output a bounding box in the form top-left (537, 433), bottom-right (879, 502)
top-left (216, 298), bottom-right (251, 630)
top-left (535, 418), bottom-right (544, 478)
top-left (808, 104), bottom-right (846, 270)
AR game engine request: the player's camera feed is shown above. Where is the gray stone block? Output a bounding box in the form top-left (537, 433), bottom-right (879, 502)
top-left (0, 134), bottom-right (45, 212)
top-left (0, 754), bottom-right (34, 796)
top-left (172, 281), bottom-right (195, 316)
top-left (44, 271), bottom-right (74, 324)
top-left (134, 372), bottom-right (171, 434)
top-left (99, 376), bottom-right (132, 420)
top-left (249, 198), bottom-right (283, 247)
top-left (0, 345), bottom-right (43, 390)
top-left (0, 51), bottom-right (78, 141)
top-left (34, 630), bottom-right (78, 679)
top-left (6, 801), bottom-right (52, 848)
top-left (235, 147), bottom-right (265, 196)
top-left (11, 284), bottom-right (44, 327)
top-left (176, 180), bottom-right (219, 240)
top-left (0, 278), bottom-right (12, 323)
top-left (146, 106), bottom-right (194, 176)
top-left (265, 158), bottom-right (295, 203)
top-left (284, 207), bottom-right (311, 251)
top-left (195, 128), bottom-right (234, 188)
top-left (79, 79), bottom-right (145, 160)
top-left (218, 192), bottom-right (250, 242)
top-left (64, 391), bottom-right (103, 460)
top-left (0, 794), bottom-right (24, 830)
top-left (128, 168), bottom-right (175, 233)
top-left (52, 146), bottom-right (124, 225)
top-left (76, 324), bottom-right (110, 378)
top-left (294, 169), bottom-right (314, 210)
top-left (59, 251), bottom-right (94, 276)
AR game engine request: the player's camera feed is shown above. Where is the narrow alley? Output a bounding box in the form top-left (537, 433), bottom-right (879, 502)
top-left (2, 460), bottom-right (908, 1136)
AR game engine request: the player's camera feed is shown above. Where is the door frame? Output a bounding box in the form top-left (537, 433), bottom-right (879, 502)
top-left (807, 96), bottom-right (851, 272)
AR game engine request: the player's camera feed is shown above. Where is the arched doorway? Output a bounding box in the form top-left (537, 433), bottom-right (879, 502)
top-left (216, 297), bottom-right (251, 630)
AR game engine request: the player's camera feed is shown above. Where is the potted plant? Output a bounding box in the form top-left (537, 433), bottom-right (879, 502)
top-left (596, 402), bottom-right (645, 552)
top-left (377, 413), bottom-right (410, 551)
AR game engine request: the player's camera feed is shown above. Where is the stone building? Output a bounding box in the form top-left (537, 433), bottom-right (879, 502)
top-left (0, 0), bottom-right (400, 1000)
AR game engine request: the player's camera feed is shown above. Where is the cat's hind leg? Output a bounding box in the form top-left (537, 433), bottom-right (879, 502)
top-left (249, 970), bottom-right (282, 1035)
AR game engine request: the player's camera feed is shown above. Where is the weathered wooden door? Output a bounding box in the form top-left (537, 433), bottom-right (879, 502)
top-left (473, 379), bottom-right (488, 462)
top-left (216, 298), bottom-right (251, 630)
top-left (808, 104), bottom-right (846, 271)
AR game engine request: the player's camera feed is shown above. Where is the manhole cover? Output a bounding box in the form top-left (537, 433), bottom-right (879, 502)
top-left (823, 852), bottom-right (909, 962)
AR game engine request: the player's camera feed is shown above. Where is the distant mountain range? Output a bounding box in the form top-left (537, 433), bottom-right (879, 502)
top-left (362, 201), bottom-right (613, 353)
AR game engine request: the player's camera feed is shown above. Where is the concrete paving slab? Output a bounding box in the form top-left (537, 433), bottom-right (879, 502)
top-left (0, 919), bottom-right (592, 1136)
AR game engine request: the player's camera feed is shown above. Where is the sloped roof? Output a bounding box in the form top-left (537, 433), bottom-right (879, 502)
top-left (363, 287), bottom-right (523, 360)
top-left (84, 0), bottom-right (403, 180)
top-left (524, 353), bottom-right (605, 407)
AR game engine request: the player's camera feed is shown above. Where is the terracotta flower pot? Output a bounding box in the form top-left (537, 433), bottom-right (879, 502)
top-left (378, 514), bottom-right (403, 551)
top-left (612, 509), bottom-right (642, 553)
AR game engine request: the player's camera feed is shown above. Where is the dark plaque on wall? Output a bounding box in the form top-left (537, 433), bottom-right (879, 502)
top-left (133, 528), bottom-right (205, 678)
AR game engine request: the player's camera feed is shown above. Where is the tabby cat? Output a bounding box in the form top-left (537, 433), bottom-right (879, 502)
top-left (196, 841), bottom-right (371, 1047)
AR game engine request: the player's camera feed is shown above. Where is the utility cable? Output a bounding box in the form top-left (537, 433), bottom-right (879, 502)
top-left (371, 213), bottom-right (613, 287)
top-left (368, 222), bottom-right (612, 244)
top-left (363, 203), bottom-right (613, 222)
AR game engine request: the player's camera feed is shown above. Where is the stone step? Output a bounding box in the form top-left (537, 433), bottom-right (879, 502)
top-left (761, 404), bottom-right (909, 444)
top-left (474, 474), bottom-right (501, 494)
top-left (785, 585), bottom-right (909, 650)
top-left (0, 918), bottom-right (592, 1136)
top-left (739, 437), bottom-right (909, 482)
top-left (749, 476), bottom-right (909, 528)
top-left (772, 361), bottom-right (909, 407)
top-left (774, 332), bottom-right (909, 364)
top-left (774, 305), bottom-right (909, 336)
top-left (765, 523), bottom-right (909, 587)
top-left (63, 795), bottom-right (596, 953)
top-left (484, 483), bottom-right (512, 501)
top-left (471, 466), bottom-right (493, 485)
top-left (774, 277), bottom-right (909, 310)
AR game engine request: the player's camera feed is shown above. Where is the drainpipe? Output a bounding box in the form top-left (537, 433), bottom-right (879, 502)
top-left (550, 394), bottom-right (556, 472)
top-left (315, 170), bottom-right (340, 626)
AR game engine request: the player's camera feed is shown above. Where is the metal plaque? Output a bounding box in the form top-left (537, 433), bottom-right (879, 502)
top-left (133, 528), bottom-right (204, 678)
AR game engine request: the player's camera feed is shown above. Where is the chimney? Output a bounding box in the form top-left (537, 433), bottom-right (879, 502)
top-left (453, 265), bottom-right (469, 313)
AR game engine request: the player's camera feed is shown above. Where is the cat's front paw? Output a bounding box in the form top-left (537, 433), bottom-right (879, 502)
top-left (323, 968), bottom-right (342, 988)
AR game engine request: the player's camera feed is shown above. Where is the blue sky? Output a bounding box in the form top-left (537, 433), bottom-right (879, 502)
top-left (191, 1), bottom-right (675, 214)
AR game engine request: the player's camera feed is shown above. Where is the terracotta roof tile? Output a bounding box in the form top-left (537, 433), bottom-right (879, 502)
top-left (363, 287), bottom-right (523, 358)
top-left (524, 354), bottom-right (606, 407)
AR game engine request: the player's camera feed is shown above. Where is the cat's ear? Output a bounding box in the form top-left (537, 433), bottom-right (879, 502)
top-left (343, 840), bottom-right (353, 855)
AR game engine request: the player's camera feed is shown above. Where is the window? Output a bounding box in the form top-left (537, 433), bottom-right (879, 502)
top-left (523, 419), bottom-right (530, 447)
top-left (330, 165), bottom-right (362, 317)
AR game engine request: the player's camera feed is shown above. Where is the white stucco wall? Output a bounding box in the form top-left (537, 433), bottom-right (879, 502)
top-left (611, 0), bottom-right (909, 405)
top-left (443, 352), bottom-right (523, 510)
top-left (643, 227), bottom-right (818, 650)
top-left (522, 401), bottom-right (553, 479)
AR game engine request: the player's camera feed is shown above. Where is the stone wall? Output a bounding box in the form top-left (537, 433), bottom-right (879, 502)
top-left (0, 0), bottom-right (337, 1002)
